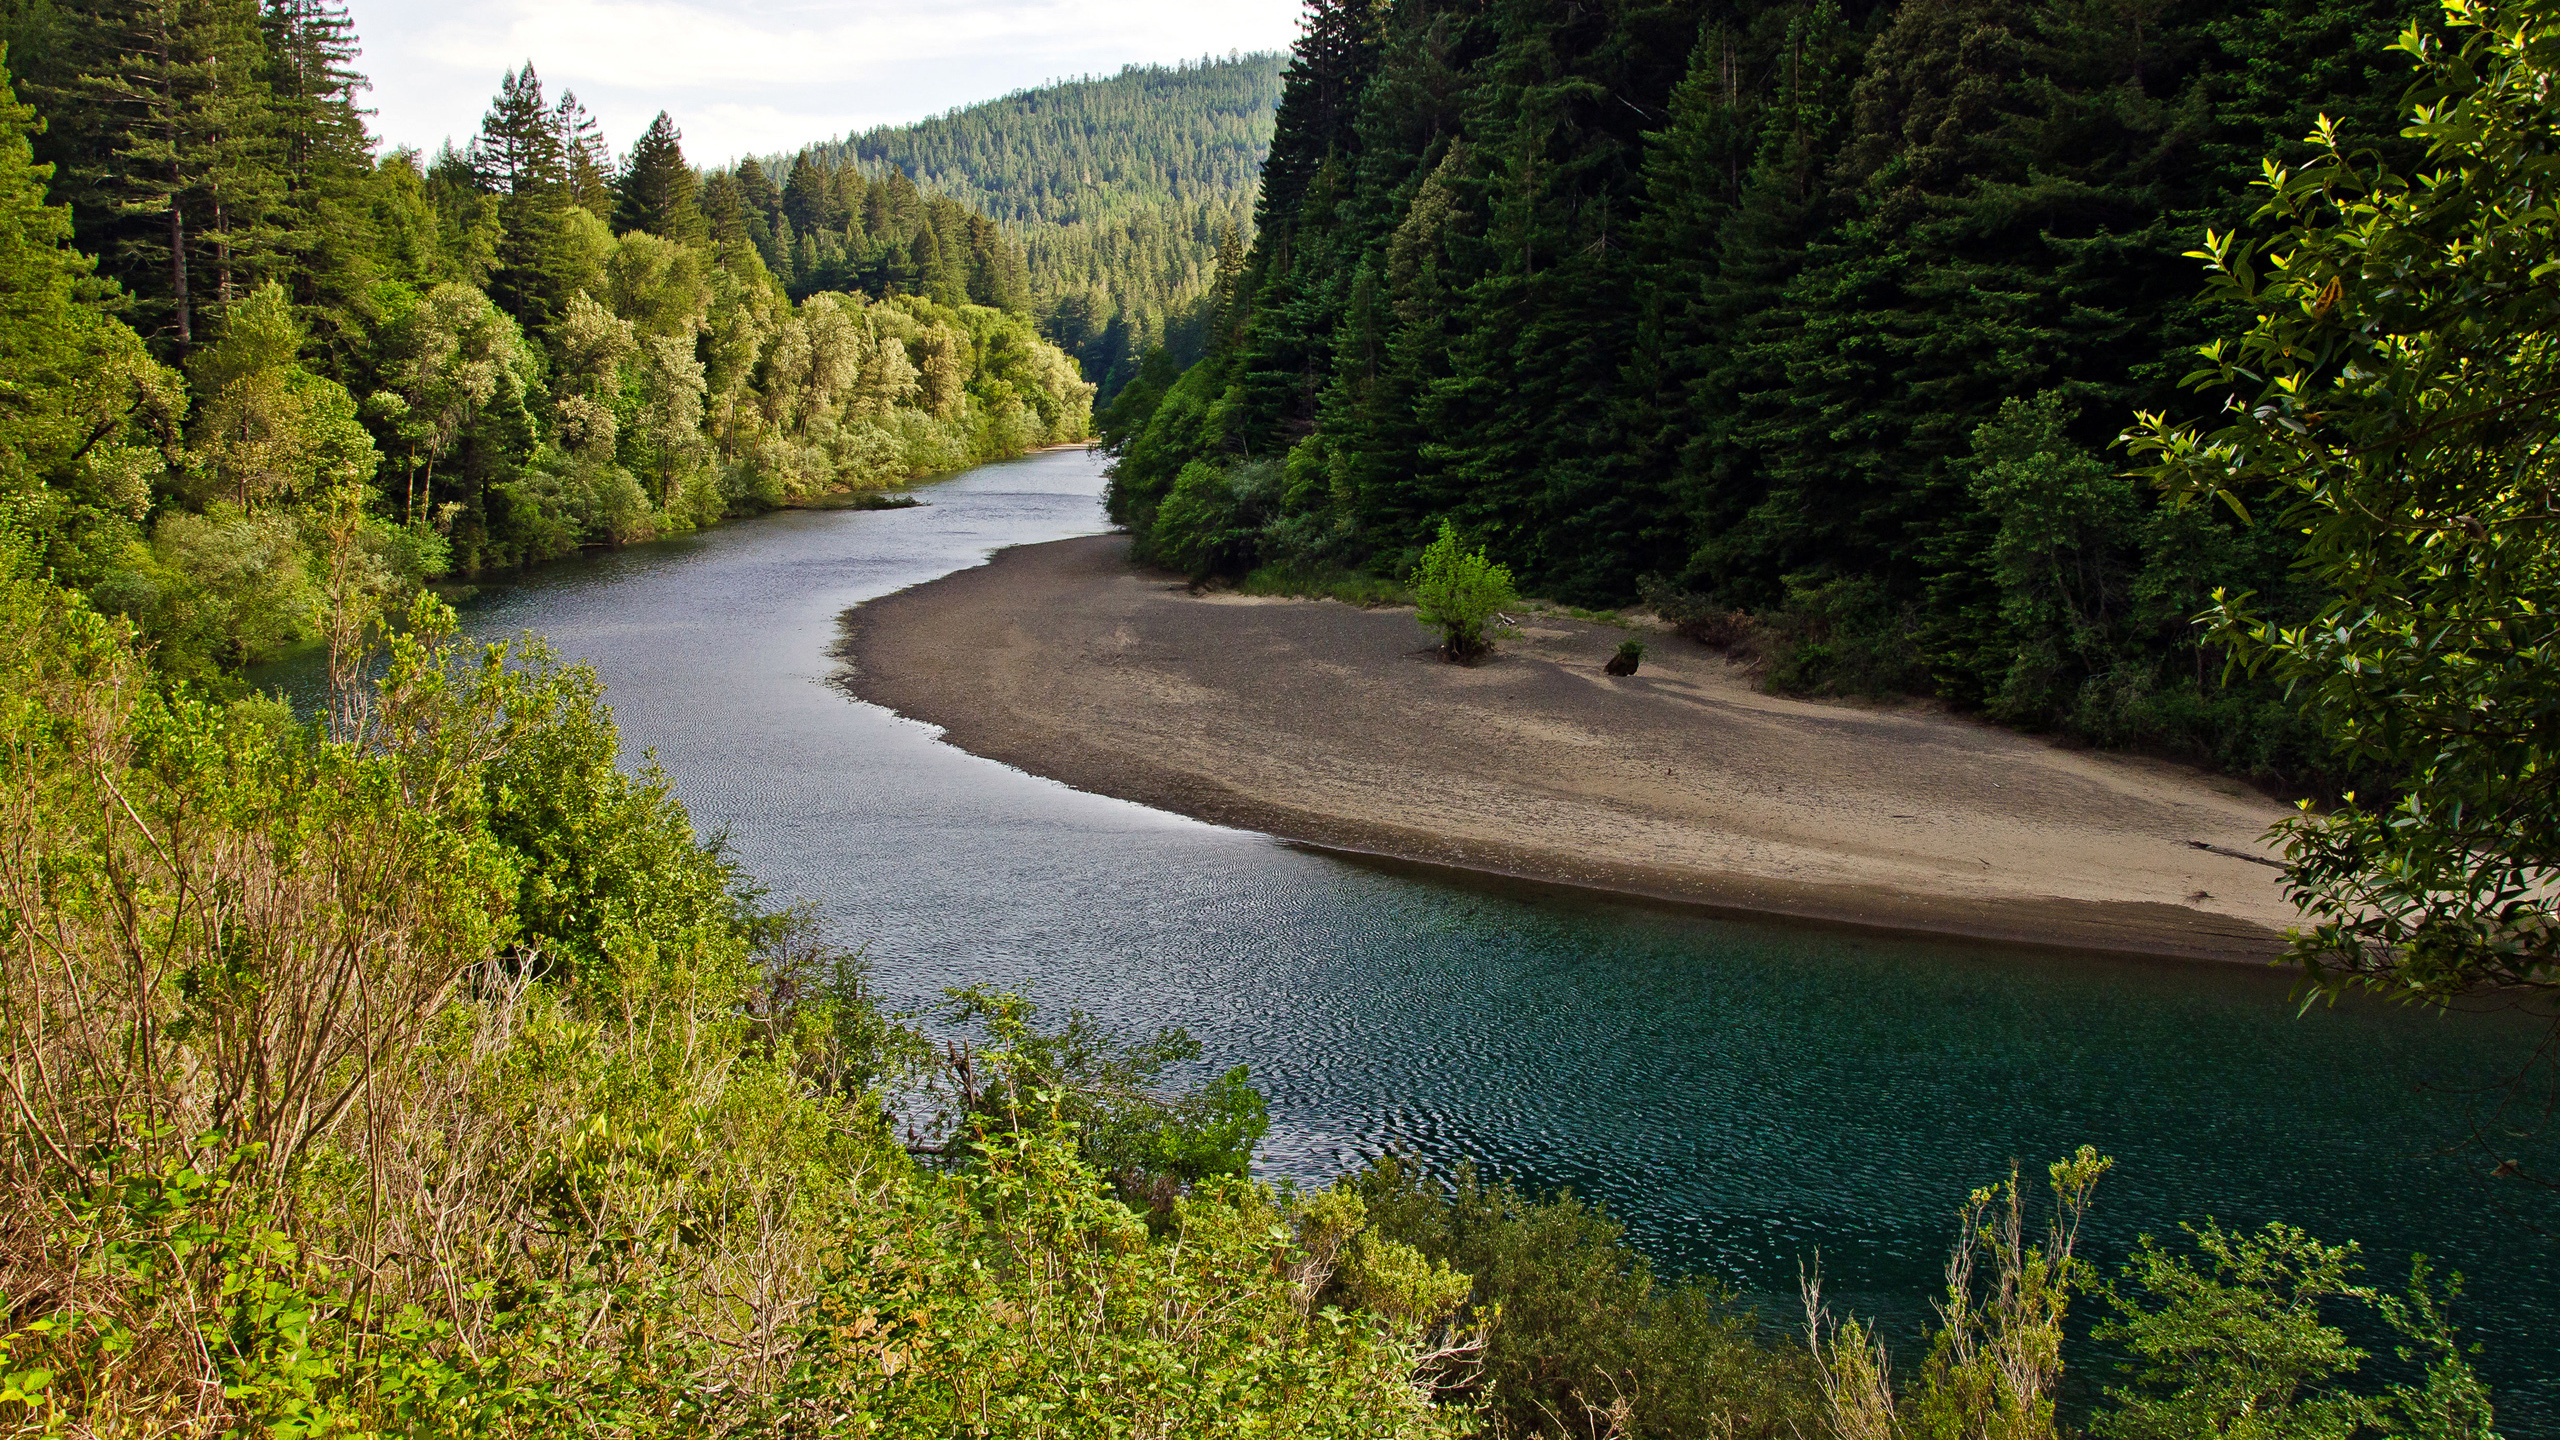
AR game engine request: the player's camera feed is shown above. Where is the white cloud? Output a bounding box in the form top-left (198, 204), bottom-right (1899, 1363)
top-left (345, 0), bottom-right (1302, 164)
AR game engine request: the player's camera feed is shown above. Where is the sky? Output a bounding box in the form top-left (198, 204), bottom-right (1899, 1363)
top-left (343, 0), bottom-right (1305, 167)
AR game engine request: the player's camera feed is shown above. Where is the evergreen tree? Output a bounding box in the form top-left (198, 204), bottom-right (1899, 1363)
top-left (556, 87), bottom-right (613, 221)
top-left (734, 154), bottom-right (780, 223)
top-left (1109, 0), bottom-right (2438, 778)
top-left (615, 109), bottom-right (702, 243)
top-left (781, 149), bottom-right (841, 236)
top-left (0, 41), bottom-right (182, 567)
top-left (55, 0), bottom-right (279, 347)
top-left (260, 0), bottom-right (377, 361)
top-left (699, 168), bottom-right (750, 267)
top-left (470, 63), bottom-right (587, 333)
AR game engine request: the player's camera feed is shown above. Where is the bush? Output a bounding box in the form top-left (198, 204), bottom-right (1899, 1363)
top-left (1411, 520), bottom-right (1518, 662)
top-left (777, 1134), bottom-right (1464, 1440)
top-left (1344, 1157), bottom-right (1813, 1440)
top-left (923, 986), bottom-right (1271, 1213)
top-left (1145, 457), bottom-right (1282, 579)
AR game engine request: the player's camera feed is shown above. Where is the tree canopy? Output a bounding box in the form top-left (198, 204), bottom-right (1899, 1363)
top-left (1105, 0), bottom-right (2424, 794)
top-left (789, 54), bottom-right (1284, 399)
top-left (0, 11), bottom-right (1090, 681)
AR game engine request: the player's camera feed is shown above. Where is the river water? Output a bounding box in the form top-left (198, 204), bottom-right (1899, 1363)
top-left (271, 448), bottom-right (2558, 1422)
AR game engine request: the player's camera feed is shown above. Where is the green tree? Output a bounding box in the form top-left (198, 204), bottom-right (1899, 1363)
top-left (183, 280), bottom-right (374, 508)
top-left (471, 62), bottom-right (593, 333)
top-left (259, 0), bottom-right (380, 360)
top-left (55, 0), bottom-right (279, 347)
top-left (1411, 518), bottom-right (1515, 661)
top-left (613, 109), bottom-right (703, 243)
top-left (555, 87), bottom-right (612, 220)
top-left (0, 43), bottom-right (183, 549)
top-left (2128, 0), bottom-right (2560, 1004)
top-left (2097, 1224), bottom-right (2497, 1440)
top-left (364, 279), bottom-right (533, 524)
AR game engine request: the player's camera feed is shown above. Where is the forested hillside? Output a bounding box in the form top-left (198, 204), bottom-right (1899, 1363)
top-left (795, 55), bottom-right (1284, 397)
top-left (1105, 0), bottom-right (2423, 785)
top-left (0, 0), bottom-right (1089, 684)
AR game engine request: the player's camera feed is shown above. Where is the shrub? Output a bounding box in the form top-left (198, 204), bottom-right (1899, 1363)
top-left (1411, 520), bottom-right (1517, 662)
top-left (1146, 457), bottom-right (1282, 579)
top-left (1345, 1157), bottom-right (1813, 1440)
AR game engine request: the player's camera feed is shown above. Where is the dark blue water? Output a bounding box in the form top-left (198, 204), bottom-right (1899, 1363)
top-left (265, 449), bottom-right (2560, 1423)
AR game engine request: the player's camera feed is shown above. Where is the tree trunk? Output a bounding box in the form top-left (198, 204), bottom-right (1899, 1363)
top-left (170, 197), bottom-right (190, 346)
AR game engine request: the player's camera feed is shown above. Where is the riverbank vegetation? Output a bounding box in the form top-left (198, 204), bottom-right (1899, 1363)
top-left (0, 0), bottom-right (2536, 1430)
top-left (0, 1), bottom-right (1090, 686)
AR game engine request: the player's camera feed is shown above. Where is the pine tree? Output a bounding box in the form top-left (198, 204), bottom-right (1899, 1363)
top-left (734, 155), bottom-right (780, 224)
top-left (55, 0), bottom-right (279, 348)
top-left (615, 109), bottom-right (702, 242)
top-left (260, 0), bottom-right (376, 361)
top-left (471, 63), bottom-right (584, 332)
top-left (556, 88), bottom-right (613, 220)
top-left (700, 170), bottom-right (748, 261)
top-left (781, 149), bottom-right (842, 236)
top-left (0, 41), bottom-right (181, 535)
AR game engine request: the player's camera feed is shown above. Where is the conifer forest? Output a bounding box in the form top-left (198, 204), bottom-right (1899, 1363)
top-left (1107, 0), bottom-right (2434, 787)
top-left (799, 54), bottom-right (1284, 398)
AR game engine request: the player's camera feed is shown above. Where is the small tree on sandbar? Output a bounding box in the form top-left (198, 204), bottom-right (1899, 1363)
top-left (1411, 519), bottom-right (1516, 662)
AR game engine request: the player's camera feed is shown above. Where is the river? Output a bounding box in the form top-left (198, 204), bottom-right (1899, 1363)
top-left (268, 447), bottom-right (2558, 1424)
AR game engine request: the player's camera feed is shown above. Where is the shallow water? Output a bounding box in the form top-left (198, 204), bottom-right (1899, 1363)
top-left (263, 448), bottom-right (2558, 1424)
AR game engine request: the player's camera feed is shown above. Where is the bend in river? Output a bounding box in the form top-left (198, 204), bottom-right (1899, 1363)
top-left (265, 448), bottom-right (2558, 1427)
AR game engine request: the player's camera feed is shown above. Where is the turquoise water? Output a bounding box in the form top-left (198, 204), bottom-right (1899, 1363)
top-left (263, 449), bottom-right (2559, 1423)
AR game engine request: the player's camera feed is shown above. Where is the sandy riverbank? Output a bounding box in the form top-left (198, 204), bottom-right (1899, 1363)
top-left (835, 535), bottom-right (2303, 963)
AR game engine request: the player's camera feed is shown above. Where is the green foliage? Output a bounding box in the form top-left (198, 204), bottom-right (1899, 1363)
top-left (802, 55), bottom-right (1284, 399)
top-left (2097, 1224), bottom-right (2499, 1440)
top-left (0, 12), bottom-right (1090, 666)
top-left (1348, 1156), bottom-right (1813, 1440)
top-left (927, 986), bottom-right (1270, 1208)
top-left (1108, 0), bottom-right (2430, 780)
top-left (0, 575), bottom-right (2507, 1432)
top-left (0, 44), bottom-right (182, 566)
top-left (185, 283), bottom-right (380, 510)
top-left (1146, 456), bottom-right (1284, 579)
top-left (777, 1130), bottom-right (1462, 1439)
top-left (615, 112), bottom-right (705, 245)
top-left (1235, 559), bottom-right (1411, 607)
top-left (2130, 0), bottom-right (2560, 1002)
top-left (0, 568), bottom-right (1443, 1436)
top-left (1958, 393), bottom-right (2144, 723)
top-left (1411, 520), bottom-right (1516, 662)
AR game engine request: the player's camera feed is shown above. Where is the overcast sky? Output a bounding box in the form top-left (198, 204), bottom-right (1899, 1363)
top-left (343, 0), bottom-right (1305, 167)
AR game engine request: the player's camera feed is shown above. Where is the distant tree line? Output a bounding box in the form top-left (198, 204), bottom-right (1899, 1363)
top-left (791, 54), bottom-right (1282, 399)
top-left (703, 148), bottom-right (1033, 313)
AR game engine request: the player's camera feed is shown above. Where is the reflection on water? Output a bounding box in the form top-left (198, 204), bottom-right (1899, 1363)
top-left (258, 448), bottom-right (2558, 1426)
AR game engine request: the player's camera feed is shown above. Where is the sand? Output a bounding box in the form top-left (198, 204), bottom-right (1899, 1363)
top-left (835, 534), bottom-right (2304, 963)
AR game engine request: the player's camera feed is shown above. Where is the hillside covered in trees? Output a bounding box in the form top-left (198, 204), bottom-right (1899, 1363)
top-left (0, 0), bottom-right (1089, 684)
top-left (1105, 0), bottom-right (2427, 786)
top-left (794, 54), bottom-right (1285, 398)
